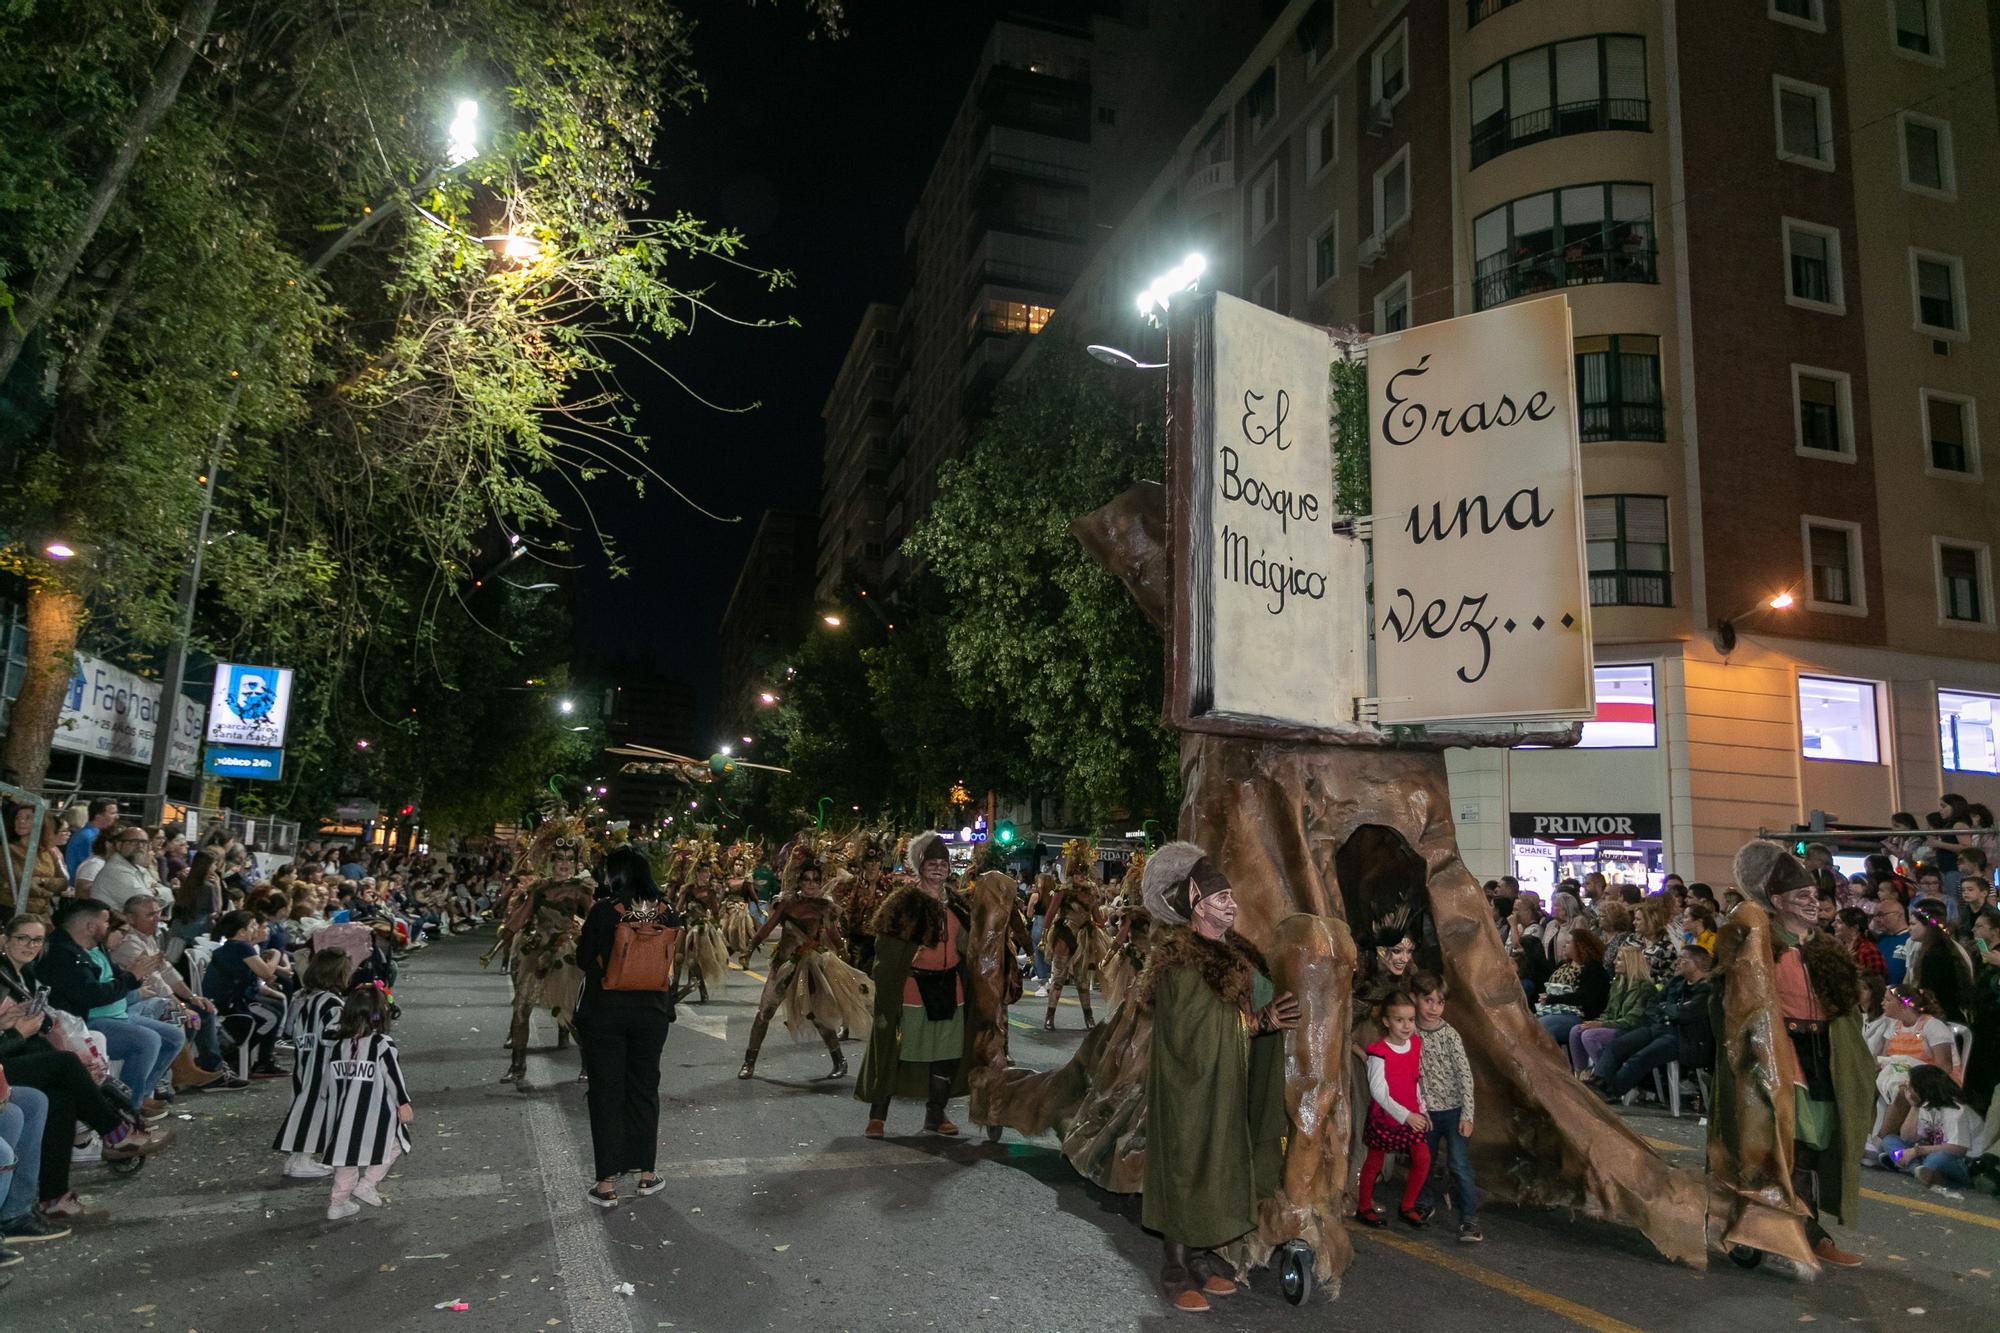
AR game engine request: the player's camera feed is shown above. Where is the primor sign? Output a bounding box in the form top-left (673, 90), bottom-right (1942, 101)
top-left (1366, 296), bottom-right (1592, 725)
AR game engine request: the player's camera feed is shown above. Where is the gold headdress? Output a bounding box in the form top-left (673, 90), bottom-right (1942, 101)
top-left (1062, 836), bottom-right (1098, 881)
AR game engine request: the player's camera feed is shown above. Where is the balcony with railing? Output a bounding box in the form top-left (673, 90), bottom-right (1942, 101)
top-left (1471, 96), bottom-right (1650, 167)
top-left (1468, 0), bottom-right (1525, 27)
top-left (1184, 159), bottom-right (1235, 203)
top-left (1578, 401), bottom-right (1665, 444)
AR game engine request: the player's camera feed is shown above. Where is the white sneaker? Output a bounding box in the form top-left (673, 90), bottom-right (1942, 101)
top-left (1032, 984), bottom-right (1048, 998)
top-left (284, 1153), bottom-right (335, 1179)
top-left (352, 1182), bottom-right (384, 1207)
top-left (326, 1199), bottom-right (361, 1220)
top-left (72, 1134), bottom-right (102, 1166)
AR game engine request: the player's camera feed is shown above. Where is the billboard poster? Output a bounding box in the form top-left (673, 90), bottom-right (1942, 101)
top-left (52, 654), bottom-right (203, 775)
top-left (206, 663), bottom-right (294, 748)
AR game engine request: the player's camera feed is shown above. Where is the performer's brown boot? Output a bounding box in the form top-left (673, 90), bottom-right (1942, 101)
top-left (1079, 995), bottom-right (1096, 1029)
top-left (1043, 1005), bottom-right (1058, 1031)
top-left (923, 1072), bottom-right (959, 1135)
top-left (1160, 1241), bottom-right (1209, 1313)
top-left (823, 1032), bottom-right (847, 1079)
top-left (737, 1049), bottom-right (758, 1080)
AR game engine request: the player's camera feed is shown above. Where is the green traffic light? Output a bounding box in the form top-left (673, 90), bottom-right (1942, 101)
top-left (996, 822), bottom-right (1016, 845)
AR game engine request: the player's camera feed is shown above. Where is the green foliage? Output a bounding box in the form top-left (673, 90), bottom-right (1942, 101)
top-left (1329, 353), bottom-right (1370, 516)
top-left (0, 2), bottom-right (824, 824)
top-left (905, 355), bottom-right (1177, 827)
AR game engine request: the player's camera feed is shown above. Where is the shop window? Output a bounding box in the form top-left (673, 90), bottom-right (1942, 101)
top-left (1939, 689), bottom-right (2000, 774)
top-left (1578, 664), bottom-right (1657, 748)
top-left (1800, 674), bottom-right (1881, 763)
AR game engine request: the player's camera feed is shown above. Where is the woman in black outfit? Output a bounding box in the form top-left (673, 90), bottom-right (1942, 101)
top-left (574, 846), bottom-right (679, 1208)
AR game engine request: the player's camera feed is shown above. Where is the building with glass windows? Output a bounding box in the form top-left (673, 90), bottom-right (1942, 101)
top-left (1024, 0), bottom-right (1998, 886)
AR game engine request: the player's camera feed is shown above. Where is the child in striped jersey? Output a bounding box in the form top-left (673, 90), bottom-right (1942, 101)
top-left (321, 982), bottom-right (413, 1220)
top-left (273, 948), bottom-right (354, 1179)
top-left (1410, 972), bottom-right (1482, 1243)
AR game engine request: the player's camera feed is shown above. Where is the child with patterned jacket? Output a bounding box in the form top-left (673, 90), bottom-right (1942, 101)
top-left (320, 983), bottom-right (412, 1220)
top-left (1410, 972), bottom-right (1482, 1243)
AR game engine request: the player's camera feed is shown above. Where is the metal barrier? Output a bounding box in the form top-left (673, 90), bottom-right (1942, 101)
top-left (0, 781), bottom-right (50, 908)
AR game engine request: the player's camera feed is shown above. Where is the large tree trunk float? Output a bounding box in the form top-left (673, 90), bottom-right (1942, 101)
top-left (968, 481), bottom-right (1735, 1292)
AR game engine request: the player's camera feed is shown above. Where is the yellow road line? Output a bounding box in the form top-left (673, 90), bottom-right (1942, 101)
top-left (1643, 1136), bottom-right (2000, 1231)
top-left (1351, 1225), bottom-right (1644, 1333)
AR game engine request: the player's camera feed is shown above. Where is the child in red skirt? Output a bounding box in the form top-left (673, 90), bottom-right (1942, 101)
top-left (1357, 990), bottom-right (1432, 1227)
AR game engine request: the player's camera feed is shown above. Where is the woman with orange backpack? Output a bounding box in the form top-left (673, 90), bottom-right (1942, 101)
top-left (574, 846), bottom-right (681, 1209)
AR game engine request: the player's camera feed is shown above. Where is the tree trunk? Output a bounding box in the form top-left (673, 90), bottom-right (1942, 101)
top-left (1, 581), bottom-right (86, 792)
top-left (0, 0), bottom-right (218, 385)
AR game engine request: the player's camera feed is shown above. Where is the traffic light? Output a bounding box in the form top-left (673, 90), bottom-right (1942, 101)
top-left (995, 821), bottom-right (1016, 846)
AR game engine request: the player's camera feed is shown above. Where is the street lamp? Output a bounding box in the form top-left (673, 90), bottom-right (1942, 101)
top-left (1712, 591), bottom-right (1798, 654)
top-left (822, 613), bottom-right (843, 628)
top-left (558, 698), bottom-right (575, 715)
top-left (758, 691), bottom-right (778, 706)
top-left (446, 99), bottom-right (480, 167)
top-left (1086, 344), bottom-right (1166, 371)
top-left (42, 541), bottom-right (76, 561)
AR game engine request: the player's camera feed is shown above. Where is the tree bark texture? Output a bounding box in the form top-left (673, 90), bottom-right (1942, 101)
top-left (1, 581), bottom-right (85, 791)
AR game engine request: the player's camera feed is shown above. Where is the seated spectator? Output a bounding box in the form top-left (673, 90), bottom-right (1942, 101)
top-left (1871, 899), bottom-right (1914, 986)
top-left (1634, 895), bottom-right (1680, 984)
top-left (1570, 944), bottom-right (1655, 1076)
top-left (1878, 1064), bottom-right (1984, 1187)
top-left (0, 1077), bottom-right (60, 1251)
top-left (1959, 872), bottom-right (1994, 929)
top-left (290, 883), bottom-right (332, 940)
top-left (109, 894), bottom-right (242, 1092)
top-left (64, 799), bottom-right (116, 885)
top-left (3, 804), bottom-right (68, 919)
top-left (1865, 985), bottom-right (1958, 1158)
top-left (1836, 907), bottom-right (1888, 980)
top-left (1535, 928), bottom-right (1608, 1047)
top-left (1504, 891), bottom-right (1552, 1001)
top-left (201, 910), bottom-right (288, 1079)
top-left (1906, 904), bottom-right (1977, 1024)
top-left (86, 823), bottom-right (167, 909)
top-left (1816, 887), bottom-right (1840, 930)
top-left (1596, 901), bottom-right (1636, 959)
top-left (1687, 881), bottom-right (1717, 907)
top-left (1677, 899), bottom-right (1717, 954)
top-left (32, 900), bottom-right (183, 1120)
top-left (0, 912), bottom-right (171, 1225)
top-left (1596, 945), bottom-right (1714, 1101)
top-left (172, 849), bottom-right (226, 951)
top-left (1911, 866), bottom-right (1948, 913)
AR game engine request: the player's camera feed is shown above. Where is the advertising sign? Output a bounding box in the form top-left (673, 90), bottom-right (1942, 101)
top-left (1366, 295), bottom-right (1593, 725)
top-left (54, 654), bottom-right (203, 775)
top-left (205, 663), bottom-right (294, 748)
top-left (1168, 291), bottom-right (1367, 735)
top-left (1509, 812), bottom-right (1662, 841)
top-left (203, 744), bottom-right (285, 782)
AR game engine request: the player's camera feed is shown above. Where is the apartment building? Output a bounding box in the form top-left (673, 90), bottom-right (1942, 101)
top-left (717, 510), bottom-right (818, 741)
top-left (817, 304), bottom-right (898, 602)
top-left (811, 4), bottom-right (1270, 597)
top-left (1044, 0), bottom-right (1999, 885)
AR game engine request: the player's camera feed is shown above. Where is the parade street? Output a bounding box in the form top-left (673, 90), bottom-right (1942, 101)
top-left (2, 933), bottom-right (1992, 1333)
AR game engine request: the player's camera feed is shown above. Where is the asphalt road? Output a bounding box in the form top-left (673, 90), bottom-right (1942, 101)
top-left (7, 933), bottom-right (1997, 1331)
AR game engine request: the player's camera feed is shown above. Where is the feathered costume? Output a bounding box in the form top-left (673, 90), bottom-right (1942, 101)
top-left (738, 843), bottom-right (872, 1079)
top-left (1043, 838), bottom-right (1113, 1027)
top-left (486, 812), bottom-right (595, 1079)
top-left (1101, 850), bottom-right (1154, 1010)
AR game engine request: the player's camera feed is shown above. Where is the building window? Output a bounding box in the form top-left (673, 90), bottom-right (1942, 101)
top-left (1247, 65), bottom-right (1278, 138)
top-left (970, 298), bottom-right (1052, 339)
top-left (1771, 0), bottom-right (1825, 31)
top-left (1295, 0), bottom-right (1334, 76)
top-left (1305, 102), bottom-right (1337, 180)
top-left (1585, 495), bottom-right (1671, 607)
top-left (1574, 334), bottom-right (1664, 442)
top-left (1248, 159), bottom-right (1279, 239)
top-left (1372, 19), bottom-right (1409, 110)
top-left (1800, 675), bottom-right (1881, 763)
top-left (1782, 219), bottom-right (1844, 313)
top-left (1374, 146), bottom-right (1410, 239)
top-left (1252, 267), bottom-right (1280, 311)
top-left (1939, 689), bottom-right (2000, 774)
top-left (1469, 36), bottom-right (1649, 169)
top-left (1937, 541), bottom-right (1991, 626)
top-left (1791, 366), bottom-right (1854, 459)
top-left (1774, 78), bottom-right (1834, 169)
top-left (1468, 0), bottom-right (1523, 28)
top-left (1310, 215), bottom-right (1339, 290)
top-left (1375, 273), bottom-right (1411, 334)
top-left (1909, 249), bottom-right (1966, 337)
top-left (1097, 106), bottom-right (1118, 126)
top-left (1579, 664), bottom-right (1658, 748)
top-left (1898, 113), bottom-right (1955, 197)
top-left (1921, 389), bottom-right (1978, 477)
top-left (1891, 0), bottom-right (1942, 62)
top-left (1803, 518), bottom-right (1865, 614)
top-left (1473, 183), bottom-right (1656, 311)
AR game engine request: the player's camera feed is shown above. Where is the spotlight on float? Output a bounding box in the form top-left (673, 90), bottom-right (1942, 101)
top-left (1135, 252), bottom-right (1207, 323)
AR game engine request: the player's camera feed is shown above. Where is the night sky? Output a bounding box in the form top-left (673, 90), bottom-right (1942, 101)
top-left (564, 0), bottom-right (1025, 723)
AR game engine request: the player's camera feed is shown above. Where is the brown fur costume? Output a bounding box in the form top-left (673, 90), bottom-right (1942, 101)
top-left (872, 882), bottom-right (950, 947)
top-left (1133, 925), bottom-right (1257, 1015)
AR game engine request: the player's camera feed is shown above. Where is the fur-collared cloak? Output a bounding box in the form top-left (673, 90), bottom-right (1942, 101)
top-left (854, 883), bottom-right (975, 1106)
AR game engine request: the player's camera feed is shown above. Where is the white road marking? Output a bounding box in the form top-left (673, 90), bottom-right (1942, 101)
top-left (679, 1011), bottom-right (730, 1042)
top-left (649, 1143), bottom-right (961, 1180)
top-left (527, 1095), bottom-right (633, 1333)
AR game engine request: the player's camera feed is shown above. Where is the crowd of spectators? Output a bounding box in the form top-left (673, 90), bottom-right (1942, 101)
top-left (0, 801), bottom-right (511, 1278)
top-left (1485, 790), bottom-right (2000, 1202)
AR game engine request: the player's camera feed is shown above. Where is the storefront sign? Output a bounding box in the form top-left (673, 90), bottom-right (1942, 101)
top-left (206, 663), bottom-right (294, 748)
top-left (1510, 812), bottom-right (1662, 841)
top-left (203, 744), bottom-right (285, 781)
top-left (1168, 291), bottom-right (1367, 734)
top-left (1367, 295), bottom-right (1593, 725)
top-left (54, 654), bottom-right (203, 775)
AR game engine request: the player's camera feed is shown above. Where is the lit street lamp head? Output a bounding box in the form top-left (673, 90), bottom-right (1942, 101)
top-left (446, 99), bottom-right (480, 166)
top-left (1086, 344), bottom-right (1166, 371)
top-left (822, 613), bottom-right (843, 628)
top-left (43, 541), bottom-right (76, 561)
